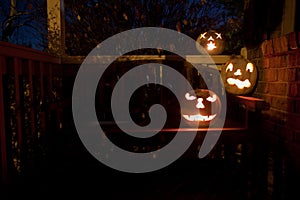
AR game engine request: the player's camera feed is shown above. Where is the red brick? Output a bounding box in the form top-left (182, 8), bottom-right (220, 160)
top-left (271, 96), bottom-right (288, 111)
top-left (273, 37), bottom-right (281, 53)
top-left (288, 54), bottom-right (297, 67)
top-left (280, 35), bottom-right (289, 52)
top-left (265, 68), bottom-right (278, 82)
top-left (287, 68), bottom-right (297, 81)
top-left (277, 68), bottom-right (287, 81)
top-left (268, 82), bottom-right (288, 95)
top-left (288, 83), bottom-right (300, 97)
top-left (275, 56), bottom-right (282, 68)
top-left (261, 41), bottom-right (268, 56)
top-left (263, 58), bottom-right (270, 68)
top-left (289, 32), bottom-right (298, 50)
top-left (269, 57), bottom-right (276, 68)
top-left (267, 40), bottom-right (274, 55)
top-left (281, 55), bottom-right (288, 67)
top-left (269, 57), bottom-right (281, 68)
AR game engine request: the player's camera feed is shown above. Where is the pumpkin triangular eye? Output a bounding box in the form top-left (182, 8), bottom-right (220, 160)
top-left (185, 92), bottom-right (196, 100)
top-left (246, 62), bottom-right (254, 73)
top-left (225, 63), bottom-right (233, 72)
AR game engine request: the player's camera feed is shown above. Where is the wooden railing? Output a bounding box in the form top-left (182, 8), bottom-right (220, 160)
top-left (0, 42), bottom-right (271, 195)
top-left (0, 41), bottom-right (62, 190)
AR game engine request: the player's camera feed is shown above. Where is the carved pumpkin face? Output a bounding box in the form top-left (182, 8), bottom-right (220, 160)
top-left (196, 30), bottom-right (225, 55)
top-left (181, 89), bottom-right (221, 127)
top-left (221, 57), bottom-right (258, 95)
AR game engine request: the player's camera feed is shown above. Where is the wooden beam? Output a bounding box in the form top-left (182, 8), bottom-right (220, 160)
top-left (0, 41), bottom-right (60, 64)
top-left (61, 55), bottom-right (232, 65)
top-left (234, 95), bottom-right (270, 111)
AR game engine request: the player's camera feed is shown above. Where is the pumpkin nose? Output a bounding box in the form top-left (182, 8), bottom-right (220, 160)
top-left (196, 98), bottom-right (205, 109)
top-left (234, 69), bottom-right (242, 76)
top-left (208, 36), bottom-right (214, 41)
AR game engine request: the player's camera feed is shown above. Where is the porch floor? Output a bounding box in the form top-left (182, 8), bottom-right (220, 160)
top-left (5, 121), bottom-right (300, 200)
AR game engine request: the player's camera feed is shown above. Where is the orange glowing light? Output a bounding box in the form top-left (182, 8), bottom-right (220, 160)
top-left (182, 114), bottom-right (217, 122)
top-left (226, 78), bottom-right (251, 89)
top-left (221, 57), bottom-right (258, 95)
top-left (207, 41), bottom-right (217, 51)
top-left (182, 91), bottom-right (220, 123)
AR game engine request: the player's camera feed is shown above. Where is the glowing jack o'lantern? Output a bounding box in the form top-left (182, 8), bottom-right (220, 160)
top-left (181, 89), bottom-right (221, 127)
top-left (196, 30), bottom-right (225, 55)
top-left (221, 56), bottom-right (258, 95)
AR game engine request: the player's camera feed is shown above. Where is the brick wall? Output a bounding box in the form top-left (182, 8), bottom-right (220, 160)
top-left (247, 32), bottom-right (300, 172)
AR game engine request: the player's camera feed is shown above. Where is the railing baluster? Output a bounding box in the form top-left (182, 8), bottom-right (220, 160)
top-left (48, 63), bottom-right (53, 95)
top-left (39, 62), bottom-right (46, 134)
top-left (28, 60), bottom-right (36, 139)
top-left (13, 58), bottom-right (23, 171)
top-left (0, 56), bottom-right (7, 185)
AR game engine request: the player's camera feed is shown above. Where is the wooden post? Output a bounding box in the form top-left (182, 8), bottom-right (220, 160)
top-left (47, 0), bottom-right (65, 56)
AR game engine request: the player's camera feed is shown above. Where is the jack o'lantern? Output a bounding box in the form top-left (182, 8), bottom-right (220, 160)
top-left (221, 56), bottom-right (258, 95)
top-left (196, 30), bottom-right (225, 55)
top-left (181, 89), bottom-right (221, 127)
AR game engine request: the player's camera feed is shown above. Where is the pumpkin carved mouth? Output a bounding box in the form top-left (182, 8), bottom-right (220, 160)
top-left (182, 114), bottom-right (217, 122)
top-left (226, 78), bottom-right (251, 89)
top-left (207, 41), bottom-right (217, 51)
